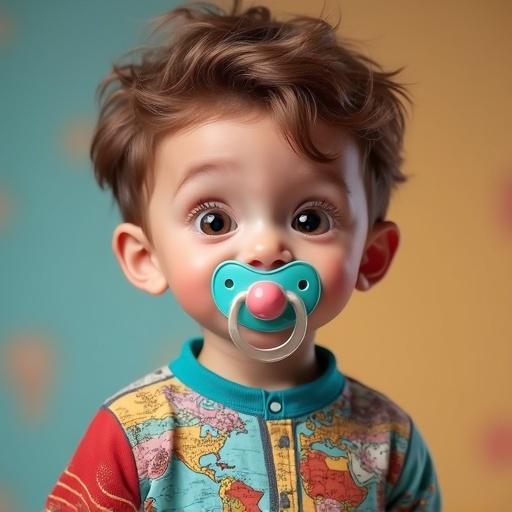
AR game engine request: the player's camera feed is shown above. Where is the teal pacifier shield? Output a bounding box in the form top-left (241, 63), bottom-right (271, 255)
top-left (211, 260), bottom-right (321, 332)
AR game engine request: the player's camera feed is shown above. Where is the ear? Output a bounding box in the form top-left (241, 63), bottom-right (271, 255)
top-left (355, 220), bottom-right (400, 291)
top-left (111, 223), bottom-right (168, 295)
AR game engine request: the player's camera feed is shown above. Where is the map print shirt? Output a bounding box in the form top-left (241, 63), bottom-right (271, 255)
top-left (45, 336), bottom-right (441, 511)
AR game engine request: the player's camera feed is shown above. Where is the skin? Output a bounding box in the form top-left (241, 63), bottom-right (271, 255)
top-left (112, 110), bottom-right (399, 390)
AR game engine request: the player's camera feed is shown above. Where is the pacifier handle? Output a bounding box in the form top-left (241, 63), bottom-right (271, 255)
top-left (228, 290), bottom-right (308, 363)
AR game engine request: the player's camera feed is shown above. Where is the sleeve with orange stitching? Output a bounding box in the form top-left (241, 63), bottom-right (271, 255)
top-left (44, 407), bottom-right (141, 512)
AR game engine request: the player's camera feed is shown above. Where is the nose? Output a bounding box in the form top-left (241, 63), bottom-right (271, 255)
top-left (240, 225), bottom-right (293, 271)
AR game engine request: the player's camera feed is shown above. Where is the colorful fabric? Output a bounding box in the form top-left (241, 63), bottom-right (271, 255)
top-left (45, 336), bottom-right (441, 511)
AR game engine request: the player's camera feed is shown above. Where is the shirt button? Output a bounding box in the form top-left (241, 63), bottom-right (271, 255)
top-left (280, 491), bottom-right (291, 509)
top-left (269, 401), bottom-right (282, 413)
top-left (279, 435), bottom-right (290, 448)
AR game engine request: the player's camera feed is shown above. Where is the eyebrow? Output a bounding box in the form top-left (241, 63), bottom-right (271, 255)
top-left (173, 158), bottom-right (351, 197)
top-left (306, 166), bottom-right (351, 196)
top-left (174, 159), bottom-right (237, 198)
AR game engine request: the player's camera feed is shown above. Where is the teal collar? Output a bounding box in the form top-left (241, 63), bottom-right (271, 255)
top-left (169, 336), bottom-right (345, 420)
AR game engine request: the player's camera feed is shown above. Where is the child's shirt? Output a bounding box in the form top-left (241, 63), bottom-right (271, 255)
top-left (45, 336), bottom-right (441, 511)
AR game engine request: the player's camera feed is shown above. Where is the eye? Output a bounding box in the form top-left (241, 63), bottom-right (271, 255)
top-left (198, 211), bottom-right (234, 235)
top-left (188, 201), bottom-right (237, 236)
top-left (292, 200), bottom-right (341, 235)
top-left (292, 209), bottom-right (330, 234)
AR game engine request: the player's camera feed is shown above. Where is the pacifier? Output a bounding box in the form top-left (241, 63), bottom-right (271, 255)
top-left (211, 260), bottom-right (322, 363)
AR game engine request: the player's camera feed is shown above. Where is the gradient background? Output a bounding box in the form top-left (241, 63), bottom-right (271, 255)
top-left (0, 1), bottom-right (511, 511)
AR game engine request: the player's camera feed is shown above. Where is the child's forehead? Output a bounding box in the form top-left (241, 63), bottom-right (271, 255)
top-left (151, 114), bottom-right (361, 202)
top-left (169, 155), bottom-right (353, 200)
top-left (154, 112), bottom-right (359, 173)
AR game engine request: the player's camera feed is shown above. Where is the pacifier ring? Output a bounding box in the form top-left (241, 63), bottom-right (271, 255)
top-left (228, 290), bottom-right (308, 363)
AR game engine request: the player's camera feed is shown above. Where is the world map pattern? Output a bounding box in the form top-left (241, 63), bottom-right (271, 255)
top-left (104, 365), bottom-right (417, 511)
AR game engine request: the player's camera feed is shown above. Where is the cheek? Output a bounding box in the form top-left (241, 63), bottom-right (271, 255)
top-left (322, 258), bottom-right (346, 289)
top-left (318, 253), bottom-right (358, 311)
top-left (168, 254), bottom-right (217, 318)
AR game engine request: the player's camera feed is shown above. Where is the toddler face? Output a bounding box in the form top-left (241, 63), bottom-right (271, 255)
top-left (146, 111), bottom-right (370, 349)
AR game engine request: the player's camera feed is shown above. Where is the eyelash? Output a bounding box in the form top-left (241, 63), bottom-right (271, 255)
top-left (185, 201), bottom-right (226, 223)
top-left (307, 200), bottom-right (344, 227)
top-left (185, 199), bottom-right (343, 227)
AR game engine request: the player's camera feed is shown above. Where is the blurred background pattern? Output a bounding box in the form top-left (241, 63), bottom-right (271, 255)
top-left (0, 0), bottom-right (511, 510)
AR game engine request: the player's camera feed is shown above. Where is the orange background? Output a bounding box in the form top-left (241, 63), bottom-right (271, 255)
top-left (300, 1), bottom-right (512, 510)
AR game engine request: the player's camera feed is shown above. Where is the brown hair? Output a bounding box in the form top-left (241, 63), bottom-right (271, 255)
top-left (90, 0), bottom-right (411, 244)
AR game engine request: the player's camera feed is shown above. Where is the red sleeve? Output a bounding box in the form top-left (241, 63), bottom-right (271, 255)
top-left (44, 407), bottom-right (141, 512)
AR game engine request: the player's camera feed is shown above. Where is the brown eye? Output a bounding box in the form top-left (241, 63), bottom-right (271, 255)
top-left (292, 208), bottom-right (331, 235)
top-left (197, 210), bottom-right (236, 235)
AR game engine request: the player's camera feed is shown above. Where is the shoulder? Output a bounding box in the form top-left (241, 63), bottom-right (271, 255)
top-left (340, 376), bottom-right (413, 489)
top-left (103, 364), bottom-right (174, 405)
top-left (340, 376), bottom-right (441, 510)
top-left (342, 375), bottom-right (412, 429)
top-left (101, 364), bottom-right (187, 433)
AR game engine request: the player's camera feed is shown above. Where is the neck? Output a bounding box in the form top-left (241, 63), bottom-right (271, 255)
top-left (197, 327), bottom-right (321, 390)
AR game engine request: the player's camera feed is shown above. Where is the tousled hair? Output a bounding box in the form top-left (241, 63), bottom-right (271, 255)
top-left (90, 1), bottom-right (411, 244)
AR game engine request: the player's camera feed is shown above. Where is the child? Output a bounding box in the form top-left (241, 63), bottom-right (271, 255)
top-left (45, 1), bottom-right (441, 511)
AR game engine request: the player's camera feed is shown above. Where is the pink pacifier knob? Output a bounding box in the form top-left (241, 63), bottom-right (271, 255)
top-left (246, 281), bottom-right (287, 320)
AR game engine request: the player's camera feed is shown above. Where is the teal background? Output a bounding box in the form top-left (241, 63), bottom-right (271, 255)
top-left (0, 2), bottom-right (198, 510)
